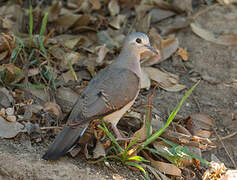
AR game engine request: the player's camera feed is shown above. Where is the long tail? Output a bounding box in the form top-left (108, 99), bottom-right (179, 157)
top-left (42, 124), bottom-right (88, 160)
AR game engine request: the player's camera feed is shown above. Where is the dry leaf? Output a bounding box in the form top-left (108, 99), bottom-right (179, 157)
top-left (61, 70), bottom-right (75, 83)
top-left (43, 102), bottom-right (62, 118)
top-left (30, 88), bottom-right (50, 103)
top-left (93, 141), bottom-right (106, 159)
top-left (108, 0), bottom-right (120, 16)
top-left (0, 87), bottom-right (14, 108)
top-left (0, 51), bottom-right (8, 61)
top-left (89, 0), bottom-right (101, 10)
top-left (6, 115), bottom-right (16, 122)
top-left (143, 67), bottom-right (186, 92)
top-left (151, 161), bottom-right (181, 176)
top-left (191, 22), bottom-right (237, 46)
top-left (0, 116), bottom-right (25, 138)
top-left (151, 8), bottom-right (176, 23)
top-left (109, 14), bottom-right (126, 29)
top-left (95, 44), bottom-right (109, 64)
top-left (176, 48), bottom-right (188, 61)
top-left (186, 113), bottom-right (214, 138)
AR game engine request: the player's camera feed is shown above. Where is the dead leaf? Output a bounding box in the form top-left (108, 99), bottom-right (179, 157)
top-left (0, 64), bottom-right (22, 83)
top-left (203, 161), bottom-right (227, 180)
top-left (43, 102), bottom-right (62, 118)
top-left (0, 87), bottom-right (14, 108)
top-left (93, 141), bottom-right (106, 159)
top-left (89, 0), bottom-right (101, 10)
top-left (95, 44), bottom-right (109, 64)
top-left (151, 161), bottom-right (181, 176)
top-left (108, 0), bottom-right (120, 16)
top-left (176, 48), bottom-right (188, 61)
top-left (0, 116), bottom-right (25, 138)
top-left (0, 51), bottom-right (8, 61)
top-left (151, 8), bottom-right (176, 23)
top-left (143, 67), bottom-right (186, 92)
top-left (61, 70), bottom-right (75, 83)
top-left (191, 22), bottom-right (237, 46)
top-left (109, 14), bottom-right (126, 29)
top-left (30, 88), bottom-right (50, 103)
top-left (185, 113), bottom-right (214, 138)
top-left (6, 115), bottom-right (16, 122)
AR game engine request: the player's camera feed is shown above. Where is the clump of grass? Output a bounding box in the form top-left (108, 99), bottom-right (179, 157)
top-left (98, 81), bottom-right (209, 177)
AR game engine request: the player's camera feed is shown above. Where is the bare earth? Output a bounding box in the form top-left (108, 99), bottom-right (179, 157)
top-left (0, 5), bottom-right (237, 180)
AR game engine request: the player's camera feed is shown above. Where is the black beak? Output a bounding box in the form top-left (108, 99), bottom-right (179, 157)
top-left (144, 45), bottom-right (159, 55)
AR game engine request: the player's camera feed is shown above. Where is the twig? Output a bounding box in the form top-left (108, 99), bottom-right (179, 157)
top-left (191, 93), bottom-right (201, 112)
top-left (191, 3), bottom-right (218, 20)
top-left (213, 128), bottom-right (237, 168)
top-left (211, 131), bottom-right (237, 141)
top-left (40, 126), bottom-right (63, 130)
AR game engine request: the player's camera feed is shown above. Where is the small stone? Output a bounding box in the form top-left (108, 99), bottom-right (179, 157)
top-left (0, 108), bottom-right (6, 117)
top-left (6, 107), bottom-right (14, 116)
top-left (6, 115), bottom-right (16, 122)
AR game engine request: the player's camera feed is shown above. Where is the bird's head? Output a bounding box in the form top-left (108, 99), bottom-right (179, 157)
top-left (123, 32), bottom-right (159, 56)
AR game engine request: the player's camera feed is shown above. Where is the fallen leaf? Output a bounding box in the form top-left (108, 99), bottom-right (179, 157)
top-left (0, 87), bottom-right (14, 108)
top-left (108, 0), bottom-right (120, 16)
top-left (95, 44), bottom-right (109, 64)
top-left (143, 67), bottom-right (186, 92)
top-left (0, 51), bottom-right (8, 61)
top-left (191, 22), bottom-right (237, 46)
top-left (176, 48), bottom-right (188, 61)
top-left (61, 70), bottom-right (75, 83)
top-left (185, 113), bottom-right (214, 138)
top-left (151, 161), bottom-right (181, 176)
top-left (6, 115), bottom-right (16, 122)
top-left (151, 8), bottom-right (176, 23)
top-left (30, 88), bottom-right (50, 103)
top-left (89, 0), bottom-right (101, 10)
top-left (0, 116), bottom-right (25, 138)
top-left (93, 141), bottom-right (106, 159)
top-left (109, 14), bottom-right (126, 29)
top-left (43, 102), bottom-right (62, 118)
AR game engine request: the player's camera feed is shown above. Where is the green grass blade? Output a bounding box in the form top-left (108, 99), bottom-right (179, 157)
top-left (37, 36), bottom-right (47, 57)
top-left (128, 156), bottom-right (150, 162)
top-left (138, 81), bottom-right (200, 152)
top-left (99, 120), bottom-right (124, 153)
top-left (40, 12), bottom-right (48, 36)
top-left (68, 61), bottom-right (78, 81)
top-left (125, 161), bottom-right (146, 174)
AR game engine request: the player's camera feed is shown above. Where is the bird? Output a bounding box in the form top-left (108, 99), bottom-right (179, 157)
top-left (42, 32), bottom-right (159, 160)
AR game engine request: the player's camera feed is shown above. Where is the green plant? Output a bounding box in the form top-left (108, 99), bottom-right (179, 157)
top-left (98, 81), bottom-right (209, 178)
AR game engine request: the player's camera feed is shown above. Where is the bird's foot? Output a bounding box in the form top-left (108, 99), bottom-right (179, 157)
top-left (111, 124), bottom-right (129, 141)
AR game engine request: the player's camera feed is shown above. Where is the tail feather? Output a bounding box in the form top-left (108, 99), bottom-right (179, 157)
top-left (42, 124), bottom-right (88, 160)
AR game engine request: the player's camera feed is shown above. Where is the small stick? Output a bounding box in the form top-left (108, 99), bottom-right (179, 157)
top-left (213, 128), bottom-right (237, 168)
top-left (40, 126), bottom-right (63, 130)
top-left (211, 131), bottom-right (237, 141)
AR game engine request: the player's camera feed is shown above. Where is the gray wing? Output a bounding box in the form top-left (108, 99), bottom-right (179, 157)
top-left (67, 67), bottom-right (140, 125)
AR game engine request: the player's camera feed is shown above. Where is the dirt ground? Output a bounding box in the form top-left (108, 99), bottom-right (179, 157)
top-left (0, 3), bottom-right (237, 180)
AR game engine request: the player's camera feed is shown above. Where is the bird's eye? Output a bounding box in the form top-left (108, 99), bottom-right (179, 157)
top-left (136, 38), bottom-right (142, 44)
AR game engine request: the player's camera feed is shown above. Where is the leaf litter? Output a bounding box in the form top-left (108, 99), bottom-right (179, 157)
top-left (0, 0), bottom-right (236, 179)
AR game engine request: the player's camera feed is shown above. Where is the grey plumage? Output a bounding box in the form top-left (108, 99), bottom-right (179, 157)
top-left (42, 32), bottom-right (158, 160)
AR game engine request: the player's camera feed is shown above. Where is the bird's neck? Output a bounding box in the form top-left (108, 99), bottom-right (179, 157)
top-left (113, 49), bottom-right (142, 78)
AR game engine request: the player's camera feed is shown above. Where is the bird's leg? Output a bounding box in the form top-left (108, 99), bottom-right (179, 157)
top-left (111, 123), bottom-right (129, 141)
